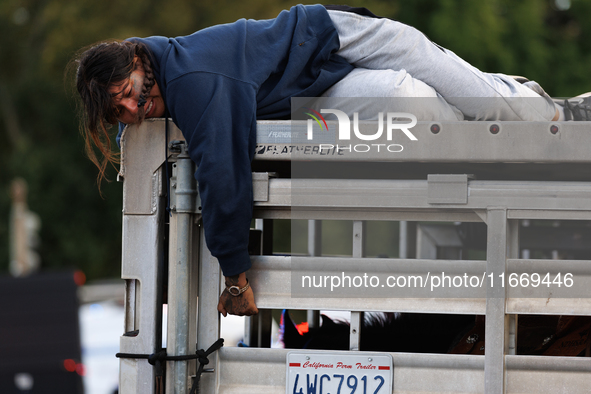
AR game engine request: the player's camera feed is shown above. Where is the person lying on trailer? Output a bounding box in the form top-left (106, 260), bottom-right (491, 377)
top-left (72, 4), bottom-right (591, 317)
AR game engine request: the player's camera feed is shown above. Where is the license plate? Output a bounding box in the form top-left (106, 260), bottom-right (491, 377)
top-left (286, 351), bottom-right (393, 394)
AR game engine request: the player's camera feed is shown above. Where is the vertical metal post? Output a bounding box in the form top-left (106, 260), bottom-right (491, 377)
top-left (350, 312), bottom-right (363, 351)
top-left (245, 220), bottom-right (265, 346)
top-left (255, 218), bottom-right (264, 230)
top-left (485, 208), bottom-right (507, 394)
top-left (197, 231), bottom-right (221, 394)
top-left (399, 221), bottom-right (408, 258)
top-left (350, 221), bottom-right (366, 351)
top-left (187, 214), bottom-right (200, 388)
top-left (308, 220), bottom-right (322, 257)
top-left (401, 220), bottom-right (417, 259)
top-left (245, 219), bottom-right (274, 346)
top-left (166, 143), bottom-right (198, 394)
top-left (307, 220), bottom-right (322, 329)
top-left (307, 310), bottom-right (321, 331)
top-left (259, 219), bottom-right (274, 347)
top-left (506, 220), bottom-right (519, 356)
top-left (352, 221), bottom-right (366, 259)
top-left (119, 121), bottom-right (173, 394)
top-left (255, 219), bottom-right (264, 254)
top-left (120, 211), bottom-right (165, 394)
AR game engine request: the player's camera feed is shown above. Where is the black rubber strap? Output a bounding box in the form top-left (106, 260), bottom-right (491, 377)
top-left (116, 338), bottom-right (224, 394)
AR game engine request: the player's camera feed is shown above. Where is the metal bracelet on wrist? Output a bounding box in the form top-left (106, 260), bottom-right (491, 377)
top-left (226, 279), bottom-right (250, 296)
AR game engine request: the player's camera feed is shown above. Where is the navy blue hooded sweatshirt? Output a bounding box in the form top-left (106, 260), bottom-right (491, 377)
top-left (128, 5), bottom-right (353, 276)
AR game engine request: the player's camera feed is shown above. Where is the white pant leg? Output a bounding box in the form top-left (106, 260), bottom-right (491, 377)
top-left (327, 10), bottom-right (556, 121)
top-left (320, 68), bottom-right (464, 121)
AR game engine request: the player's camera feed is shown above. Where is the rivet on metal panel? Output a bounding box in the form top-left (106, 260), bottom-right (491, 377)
top-left (550, 124), bottom-right (559, 134)
top-left (430, 123), bottom-right (441, 134)
top-left (489, 124), bottom-right (500, 134)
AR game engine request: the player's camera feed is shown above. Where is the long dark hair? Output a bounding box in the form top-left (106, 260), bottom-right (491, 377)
top-left (73, 40), bottom-right (155, 188)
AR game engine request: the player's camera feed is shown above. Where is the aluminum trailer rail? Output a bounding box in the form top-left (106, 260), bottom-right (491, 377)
top-left (118, 119), bottom-right (591, 394)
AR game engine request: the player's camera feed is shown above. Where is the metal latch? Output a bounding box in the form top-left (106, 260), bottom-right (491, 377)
top-left (427, 174), bottom-right (472, 204)
top-left (252, 172), bottom-right (271, 202)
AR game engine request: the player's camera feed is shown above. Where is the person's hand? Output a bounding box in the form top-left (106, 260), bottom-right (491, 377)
top-left (217, 272), bottom-right (258, 317)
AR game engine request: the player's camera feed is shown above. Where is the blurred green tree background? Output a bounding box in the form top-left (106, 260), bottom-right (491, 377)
top-left (0, 0), bottom-right (589, 280)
